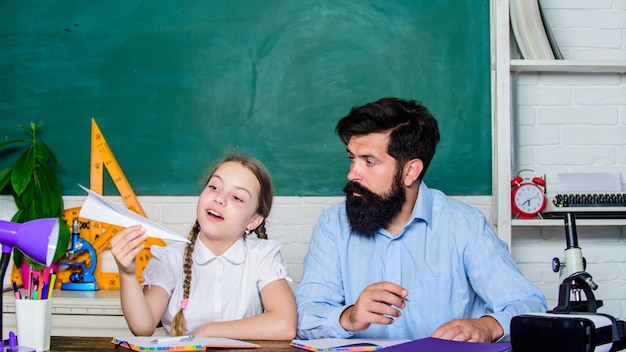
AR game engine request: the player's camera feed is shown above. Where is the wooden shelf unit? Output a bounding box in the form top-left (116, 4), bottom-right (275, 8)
top-left (491, 0), bottom-right (626, 247)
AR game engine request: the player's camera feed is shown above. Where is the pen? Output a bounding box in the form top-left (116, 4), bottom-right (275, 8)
top-left (28, 265), bottom-right (33, 301)
top-left (48, 270), bottom-right (57, 299)
top-left (150, 335), bottom-right (194, 344)
top-left (11, 281), bottom-right (21, 300)
top-left (41, 283), bottom-right (48, 300)
top-left (32, 277), bottom-right (39, 300)
top-left (395, 294), bottom-right (410, 303)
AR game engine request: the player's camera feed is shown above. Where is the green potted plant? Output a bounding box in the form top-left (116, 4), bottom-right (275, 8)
top-left (0, 121), bottom-right (70, 276)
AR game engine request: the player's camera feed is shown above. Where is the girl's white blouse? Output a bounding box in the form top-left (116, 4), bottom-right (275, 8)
top-left (142, 236), bottom-right (290, 334)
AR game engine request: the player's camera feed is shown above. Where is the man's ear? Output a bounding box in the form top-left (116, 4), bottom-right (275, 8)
top-left (247, 214), bottom-right (264, 232)
top-left (403, 158), bottom-right (424, 187)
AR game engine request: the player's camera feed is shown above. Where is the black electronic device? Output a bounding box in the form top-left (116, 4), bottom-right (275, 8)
top-left (511, 313), bottom-right (625, 352)
top-left (543, 192), bottom-right (626, 219)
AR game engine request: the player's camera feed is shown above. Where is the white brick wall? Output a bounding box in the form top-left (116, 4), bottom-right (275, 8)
top-left (540, 0), bottom-right (626, 60)
top-left (0, 194), bottom-right (493, 288)
top-left (1, 0), bottom-right (624, 327)
top-left (511, 0), bottom-right (626, 320)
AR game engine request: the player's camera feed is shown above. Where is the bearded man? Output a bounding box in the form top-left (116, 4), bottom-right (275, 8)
top-left (295, 97), bottom-right (547, 343)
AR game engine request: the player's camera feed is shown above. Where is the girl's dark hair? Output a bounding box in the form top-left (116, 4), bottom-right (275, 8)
top-left (335, 97), bottom-right (440, 180)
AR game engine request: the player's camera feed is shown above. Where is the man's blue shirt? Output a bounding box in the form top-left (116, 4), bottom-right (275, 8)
top-left (295, 182), bottom-right (547, 342)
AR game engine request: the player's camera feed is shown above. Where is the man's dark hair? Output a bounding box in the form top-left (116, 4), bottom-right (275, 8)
top-left (335, 97), bottom-right (440, 181)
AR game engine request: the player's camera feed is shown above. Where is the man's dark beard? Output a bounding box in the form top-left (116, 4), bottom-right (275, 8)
top-left (343, 173), bottom-right (406, 237)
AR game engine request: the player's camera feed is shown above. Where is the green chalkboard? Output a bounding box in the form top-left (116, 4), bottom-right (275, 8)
top-left (0, 1), bottom-right (491, 196)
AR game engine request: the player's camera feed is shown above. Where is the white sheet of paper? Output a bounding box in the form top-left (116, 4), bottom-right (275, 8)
top-left (556, 172), bottom-right (622, 193)
top-left (77, 184), bottom-right (189, 243)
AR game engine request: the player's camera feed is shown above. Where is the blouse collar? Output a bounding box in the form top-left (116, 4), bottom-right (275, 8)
top-left (193, 237), bottom-right (246, 265)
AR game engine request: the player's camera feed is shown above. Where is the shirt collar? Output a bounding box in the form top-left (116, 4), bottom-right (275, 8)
top-left (377, 182), bottom-right (433, 239)
top-left (193, 237), bottom-right (246, 265)
top-left (411, 181), bottom-right (433, 226)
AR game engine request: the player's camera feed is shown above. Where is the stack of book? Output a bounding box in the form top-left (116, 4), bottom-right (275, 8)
top-left (510, 0), bottom-right (562, 60)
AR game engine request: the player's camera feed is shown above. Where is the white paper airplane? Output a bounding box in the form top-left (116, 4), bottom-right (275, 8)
top-left (77, 184), bottom-right (189, 243)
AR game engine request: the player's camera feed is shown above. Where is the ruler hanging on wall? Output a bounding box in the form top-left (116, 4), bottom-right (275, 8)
top-left (11, 118), bottom-right (166, 289)
top-left (59, 118), bottom-right (166, 289)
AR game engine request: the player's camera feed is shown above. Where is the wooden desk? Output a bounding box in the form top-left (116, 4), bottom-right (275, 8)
top-left (50, 336), bottom-right (294, 351)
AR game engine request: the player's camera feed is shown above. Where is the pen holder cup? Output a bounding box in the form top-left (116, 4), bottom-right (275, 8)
top-left (14, 298), bottom-right (52, 352)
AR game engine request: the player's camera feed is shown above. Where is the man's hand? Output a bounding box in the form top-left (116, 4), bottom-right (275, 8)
top-left (339, 281), bottom-right (409, 332)
top-left (431, 316), bottom-right (504, 343)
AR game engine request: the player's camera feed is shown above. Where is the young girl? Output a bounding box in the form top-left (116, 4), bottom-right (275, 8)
top-left (110, 155), bottom-right (296, 339)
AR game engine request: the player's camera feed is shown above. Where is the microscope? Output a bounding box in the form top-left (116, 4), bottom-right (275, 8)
top-left (550, 213), bottom-right (601, 313)
top-left (60, 219), bottom-right (99, 291)
top-left (511, 213), bottom-right (626, 351)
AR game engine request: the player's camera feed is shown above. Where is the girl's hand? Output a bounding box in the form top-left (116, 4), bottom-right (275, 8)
top-left (110, 224), bottom-right (147, 275)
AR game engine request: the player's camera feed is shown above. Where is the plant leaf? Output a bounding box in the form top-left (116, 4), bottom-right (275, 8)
top-left (26, 202), bottom-right (39, 221)
top-left (12, 188), bottom-right (26, 212)
top-left (34, 141), bottom-right (50, 165)
top-left (10, 208), bottom-right (26, 224)
top-left (37, 141), bottom-right (59, 167)
top-left (8, 120), bottom-right (71, 269)
top-left (0, 139), bottom-right (28, 150)
top-left (36, 167), bottom-right (63, 216)
top-left (11, 146), bottom-right (35, 196)
top-left (32, 175), bottom-right (47, 216)
top-left (0, 166), bottom-right (13, 193)
top-left (38, 158), bottom-right (62, 198)
top-left (15, 182), bottom-right (36, 220)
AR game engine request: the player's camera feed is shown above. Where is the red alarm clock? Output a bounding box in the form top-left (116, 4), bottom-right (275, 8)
top-left (511, 170), bottom-right (547, 219)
